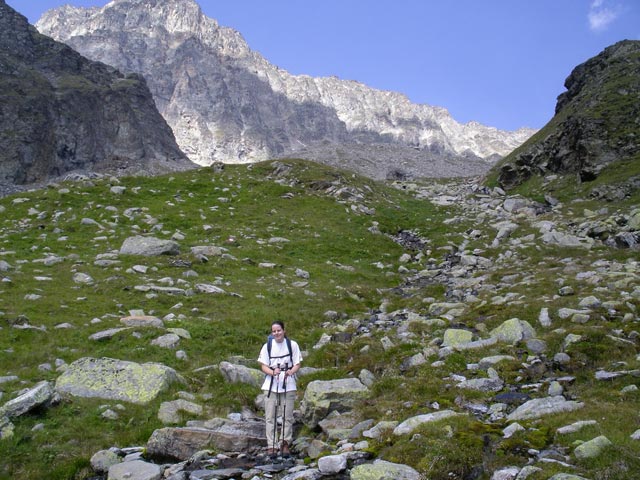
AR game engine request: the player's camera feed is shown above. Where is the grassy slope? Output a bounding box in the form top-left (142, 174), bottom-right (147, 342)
top-left (0, 159), bottom-right (638, 479)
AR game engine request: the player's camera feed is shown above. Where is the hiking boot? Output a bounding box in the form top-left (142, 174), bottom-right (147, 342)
top-left (266, 447), bottom-right (277, 457)
top-left (281, 441), bottom-right (290, 456)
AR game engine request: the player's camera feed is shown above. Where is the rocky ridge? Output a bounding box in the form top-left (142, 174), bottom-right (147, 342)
top-left (36, 0), bottom-right (535, 179)
top-left (0, 0), bottom-right (194, 194)
top-left (0, 161), bottom-right (638, 479)
top-left (497, 40), bottom-right (640, 189)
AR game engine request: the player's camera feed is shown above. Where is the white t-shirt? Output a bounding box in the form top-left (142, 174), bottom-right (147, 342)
top-left (258, 338), bottom-right (302, 393)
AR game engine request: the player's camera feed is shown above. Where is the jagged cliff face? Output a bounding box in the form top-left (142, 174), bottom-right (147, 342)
top-left (0, 0), bottom-right (192, 188)
top-left (497, 40), bottom-right (640, 189)
top-left (36, 0), bottom-right (534, 179)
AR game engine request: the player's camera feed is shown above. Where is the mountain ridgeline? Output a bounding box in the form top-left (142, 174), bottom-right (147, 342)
top-left (0, 0), bottom-right (193, 192)
top-left (35, 0), bottom-right (535, 180)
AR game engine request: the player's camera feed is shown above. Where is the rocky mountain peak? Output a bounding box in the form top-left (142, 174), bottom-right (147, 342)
top-left (556, 39), bottom-right (640, 115)
top-left (37, 0), bottom-right (534, 179)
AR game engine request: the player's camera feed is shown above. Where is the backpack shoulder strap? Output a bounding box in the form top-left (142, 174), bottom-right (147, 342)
top-left (286, 337), bottom-right (293, 363)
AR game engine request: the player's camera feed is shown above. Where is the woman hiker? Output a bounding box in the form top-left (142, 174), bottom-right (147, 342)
top-left (258, 320), bottom-right (302, 456)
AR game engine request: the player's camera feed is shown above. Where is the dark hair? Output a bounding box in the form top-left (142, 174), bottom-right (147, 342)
top-left (271, 320), bottom-right (285, 331)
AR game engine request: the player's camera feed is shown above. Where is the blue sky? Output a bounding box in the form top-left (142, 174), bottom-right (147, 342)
top-left (8, 0), bottom-right (639, 131)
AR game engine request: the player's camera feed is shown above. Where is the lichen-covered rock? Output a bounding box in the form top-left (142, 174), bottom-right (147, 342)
top-left (442, 328), bottom-right (474, 347)
top-left (489, 318), bottom-right (536, 344)
top-left (55, 357), bottom-right (182, 404)
top-left (573, 435), bottom-right (612, 460)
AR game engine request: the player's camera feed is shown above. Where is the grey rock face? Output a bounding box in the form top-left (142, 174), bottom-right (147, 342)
top-left (498, 40), bottom-right (640, 189)
top-left (0, 1), bottom-right (193, 190)
top-left (36, 0), bottom-right (534, 179)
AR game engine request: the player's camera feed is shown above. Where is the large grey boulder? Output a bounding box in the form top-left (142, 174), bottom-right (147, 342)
top-left (146, 418), bottom-right (266, 461)
top-left (55, 357), bottom-right (183, 404)
top-left (119, 236), bottom-right (180, 256)
top-left (219, 361), bottom-right (264, 388)
top-left (506, 396), bottom-right (584, 421)
top-left (350, 460), bottom-right (421, 480)
top-left (0, 381), bottom-right (55, 418)
top-left (301, 378), bottom-right (369, 429)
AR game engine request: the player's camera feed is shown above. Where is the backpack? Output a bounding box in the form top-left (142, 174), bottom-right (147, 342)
top-left (267, 334), bottom-right (293, 368)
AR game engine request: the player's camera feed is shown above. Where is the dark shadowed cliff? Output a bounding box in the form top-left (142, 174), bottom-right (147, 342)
top-left (0, 0), bottom-right (193, 191)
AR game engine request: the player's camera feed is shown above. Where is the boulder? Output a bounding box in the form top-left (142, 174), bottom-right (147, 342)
top-left (301, 378), bottom-right (369, 429)
top-left (190, 246), bottom-right (227, 257)
top-left (0, 381), bottom-right (55, 418)
top-left (146, 418), bottom-right (266, 461)
top-left (506, 396), bottom-right (584, 421)
top-left (573, 435), bottom-right (612, 460)
top-left (90, 449), bottom-right (122, 474)
top-left (55, 357), bottom-right (182, 404)
top-left (219, 362), bottom-right (264, 388)
top-left (542, 231), bottom-right (593, 249)
top-left (350, 460), bottom-right (421, 480)
top-left (318, 454), bottom-right (348, 474)
top-left (158, 400), bottom-right (203, 424)
top-left (489, 318), bottom-right (536, 344)
top-left (119, 236), bottom-right (180, 256)
top-left (363, 421), bottom-right (399, 439)
top-left (393, 410), bottom-right (462, 436)
top-left (120, 315), bottom-right (164, 328)
top-left (107, 460), bottom-right (162, 480)
top-left (442, 329), bottom-right (474, 347)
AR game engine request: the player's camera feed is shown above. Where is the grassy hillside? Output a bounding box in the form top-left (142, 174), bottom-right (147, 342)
top-left (0, 159), bottom-right (638, 479)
